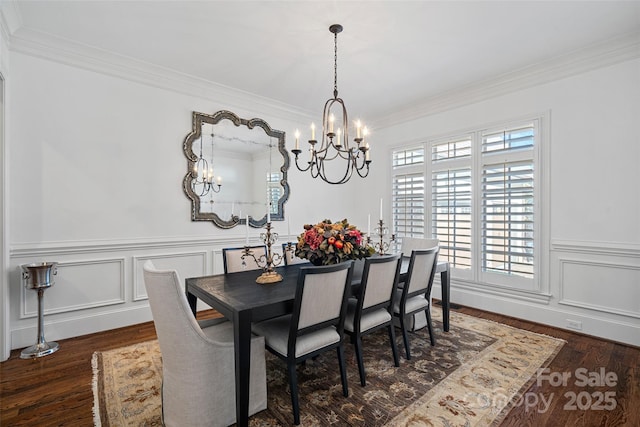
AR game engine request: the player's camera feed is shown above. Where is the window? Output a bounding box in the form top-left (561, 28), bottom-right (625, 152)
top-left (391, 118), bottom-right (542, 290)
top-left (391, 147), bottom-right (425, 252)
top-left (432, 168), bottom-right (472, 270)
top-left (267, 172), bottom-right (281, 215)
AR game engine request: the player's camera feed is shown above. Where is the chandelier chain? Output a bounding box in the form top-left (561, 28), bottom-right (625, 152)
top-left (333, 30), bottom-right (338, 99)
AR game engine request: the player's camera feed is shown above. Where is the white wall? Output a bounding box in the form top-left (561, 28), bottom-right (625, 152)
top-left (5, 51), bottom-right (372, 354)
top-left (0, 15), bottom-right (11, 361)
top-left (371, 58), bottom-right (640, 346)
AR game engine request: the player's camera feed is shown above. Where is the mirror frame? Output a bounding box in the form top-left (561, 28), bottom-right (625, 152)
top-left (183, 110), bottom-right (290, 229)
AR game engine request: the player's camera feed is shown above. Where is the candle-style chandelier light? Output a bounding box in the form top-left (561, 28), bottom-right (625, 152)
top-left (291, 24), bottom-right (371, 185)
top-left (191, 124), bottom-right (222, 197)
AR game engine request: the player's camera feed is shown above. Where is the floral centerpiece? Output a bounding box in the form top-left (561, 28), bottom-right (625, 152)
top-left (295, 219), bottom-right (375, 266)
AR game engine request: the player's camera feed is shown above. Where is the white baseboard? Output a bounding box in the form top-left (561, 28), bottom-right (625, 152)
top-left (10, 305), bottom-right (154, 350)
top-left (450, 287), bottom-right (640, 347)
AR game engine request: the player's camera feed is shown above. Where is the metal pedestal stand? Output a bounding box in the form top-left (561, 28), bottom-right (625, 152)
top-left (20, 262), bottom-right (59, 359)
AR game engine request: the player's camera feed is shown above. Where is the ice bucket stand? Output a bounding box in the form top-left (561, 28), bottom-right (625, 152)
top-left (20, 262), bottom-right (60, 359)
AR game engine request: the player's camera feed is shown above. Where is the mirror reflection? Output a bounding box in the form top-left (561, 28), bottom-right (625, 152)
top-left (183, 111), bottom-right (289, 228)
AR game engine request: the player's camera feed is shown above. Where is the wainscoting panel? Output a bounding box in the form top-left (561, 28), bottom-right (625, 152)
top-left (133, 252), bottom-right (207, 301)
top-left (8, 236), bottom-right (250, 350)
top-left (558, 258), bottom-right (640, 318)
top-left (450, 240), bottom-right (640, 347)
top-left (20, 258), bottom-right (125, 318)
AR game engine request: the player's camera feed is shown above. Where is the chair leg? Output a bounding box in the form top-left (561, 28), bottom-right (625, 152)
top-left (337, 345), bottom-right (349, 397)
top-left (288, 362), bottom-right (301, 425)
top-left (354, 334), bottom-right (366, 386)
top-left (387, 324), bottom-right (400, 367)
top-left (426, 307), bottom-right (436, 346)
top-left (399, 314), bottom-right (412, 360)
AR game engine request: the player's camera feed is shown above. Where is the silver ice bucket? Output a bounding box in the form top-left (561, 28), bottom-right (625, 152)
top-left (21, 262), bottom-right (58, 290)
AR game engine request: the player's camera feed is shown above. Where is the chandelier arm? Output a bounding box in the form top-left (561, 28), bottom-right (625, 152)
top-left (316, 149), bottom-right (355, 185)
top-left (354, 160), bottom-right (371, 178)
top-left (292, 152), bottom-right (314, 172)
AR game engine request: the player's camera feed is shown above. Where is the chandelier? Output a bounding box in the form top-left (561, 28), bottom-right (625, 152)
top-left (191, 124), bottom-right (222, 197)
top-left (291, 24), bottom-right (371, 185)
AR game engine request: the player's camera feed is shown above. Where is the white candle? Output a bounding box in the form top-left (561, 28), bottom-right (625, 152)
top-left (216, 176), bottom-right (222, 185)
top-left (365, 143), bottom-right (370, 161)
top-left (336, 128), bottom-right (342, 146)
top-left (231, 202), bottom-right (234, 215)
top-left (356, 120), bottom-right (362, 139)
top-left (311, 122), bottom-right (316, 140)
top-left (245, 215), bottom-right (249, 245)
top-left (380, 198), bottom-right (383, 221)
top-left (329, 114), bottom-right (335, 133)
top-left (294, 129), bottom-right (300, 150)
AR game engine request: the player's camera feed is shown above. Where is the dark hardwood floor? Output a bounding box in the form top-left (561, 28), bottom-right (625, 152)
top-left (1, 305), bottom-right (638, 426)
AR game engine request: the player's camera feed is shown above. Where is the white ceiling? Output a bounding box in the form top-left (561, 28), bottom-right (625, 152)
top-left (8, 1), bottom-right (640, 123)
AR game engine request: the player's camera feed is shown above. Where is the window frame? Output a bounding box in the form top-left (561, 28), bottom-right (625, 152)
top-left (391, 114), bottom-right (548, 294)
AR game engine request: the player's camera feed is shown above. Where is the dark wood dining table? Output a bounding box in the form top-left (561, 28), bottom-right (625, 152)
top-left (185, 258), bottom-right (449, 427)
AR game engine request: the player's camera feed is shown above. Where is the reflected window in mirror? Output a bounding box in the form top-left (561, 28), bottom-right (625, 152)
top-left (183, 111), bottom-right (290, 229)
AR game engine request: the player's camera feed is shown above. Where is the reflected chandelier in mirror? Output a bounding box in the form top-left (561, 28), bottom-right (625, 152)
top-left (183, 110), bottom-right (290, 229)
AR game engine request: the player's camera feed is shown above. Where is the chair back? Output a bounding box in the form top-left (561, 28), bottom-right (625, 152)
top-left (400, 237), bottom-right (439, 254)
top-left (142, 261), bottom-right (210, 353)
top-left (360, 254), bottom-right (402, 311)
top-left (404, 247), bottom-right (439, 297)
top-left (282, 243), bottom-right (308, 265)
top-left (222, 245), bottom-right (267, 273)
top-left (289, 262), bottom-right (353, 345)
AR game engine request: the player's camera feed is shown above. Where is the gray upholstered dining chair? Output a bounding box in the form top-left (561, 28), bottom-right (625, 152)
top-left (393, 247), bottom-right (439, 360)
top-left (222, 245), bottom-right (267, 273)
top-left (251, 262), bottom-right (354, 425)
top-left (143, 260), bottom-right (267, 427)
top-left (399, 237), bottom-right (440, 331)
top-left (282, 242), bottom-right (308, 266)
top-left (400, 237), bottom-right (439, 255)
top-left (344, 254), bottom-right (402, 386)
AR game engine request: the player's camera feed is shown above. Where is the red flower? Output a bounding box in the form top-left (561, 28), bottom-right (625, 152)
top-left (348, 229), bottom-right (363, 245)
top-left (303, 228), bottom-right (323, 250)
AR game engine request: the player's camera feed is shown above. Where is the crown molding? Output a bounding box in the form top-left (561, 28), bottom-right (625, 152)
top-left (0, 0), bottom-right (22, 40)
top-left (8, 27), bottom-right (314, 123)
top-left (372, 31), bottom-right (640, 130)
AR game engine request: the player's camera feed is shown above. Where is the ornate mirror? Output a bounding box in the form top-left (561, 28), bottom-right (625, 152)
top-left (183, 110), bottom-right (290, 228)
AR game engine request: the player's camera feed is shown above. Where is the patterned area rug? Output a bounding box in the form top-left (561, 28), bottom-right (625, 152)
top-left (92, 307), bottom-right (564, 426)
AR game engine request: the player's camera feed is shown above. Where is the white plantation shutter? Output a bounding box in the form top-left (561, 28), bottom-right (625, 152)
top-left (267, 173), bottom-right (281, 215)
top-left (392, 147), bottom-right (426, 252)
top-left (432, 168), bottom-right (472, 270)
top-left (480, 123), bottom-right (536, 286)
top-left (393, 173), bottom-right (425, 238)
top-left (482, 162), bottom-right (534, 278)
top-left (391, 119), bottom-right (541, 290)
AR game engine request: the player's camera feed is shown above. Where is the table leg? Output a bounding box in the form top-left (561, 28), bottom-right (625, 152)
top-left (186, 287), bottom-right (197, 317)
top-left (233, 309), bottom-right (252, 427)
top-left (440, 266), bottom-right (450, 332)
